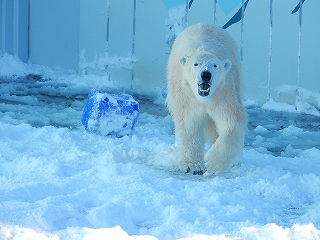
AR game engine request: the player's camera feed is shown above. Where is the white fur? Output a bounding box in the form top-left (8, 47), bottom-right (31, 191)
top-left (166, 23), bottom-right (247, 174)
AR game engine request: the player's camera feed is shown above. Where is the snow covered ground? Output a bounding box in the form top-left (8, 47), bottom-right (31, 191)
top-left (1, 52), bottom-right (320, 239)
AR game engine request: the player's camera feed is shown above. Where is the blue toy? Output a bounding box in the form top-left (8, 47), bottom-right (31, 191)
top-left (82, 89), bottom-right (140, 137)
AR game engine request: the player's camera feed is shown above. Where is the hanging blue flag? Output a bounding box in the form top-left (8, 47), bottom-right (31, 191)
top-left (189, 0), bottom-right (194, 9)
top-left (218, 0), bottom-right (243, 15)
top-left (292, 0), bottom-right (305, 14)
top-left (162, 0), bottom-right (186, 9)
top-left (189, 0), bottom-right (242, 14)
top-left (222, 0), bottom-right (249, 29)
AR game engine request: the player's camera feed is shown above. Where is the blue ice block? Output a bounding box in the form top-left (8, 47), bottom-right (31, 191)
top-left (82, 89), bottom-right (140, 137)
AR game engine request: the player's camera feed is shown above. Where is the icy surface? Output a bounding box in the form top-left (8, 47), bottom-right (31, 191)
top-left (1, 52), bottom-right (320, 239)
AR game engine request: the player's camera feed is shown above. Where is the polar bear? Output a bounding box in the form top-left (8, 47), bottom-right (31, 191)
top-left (166, 23), bottom-right (247, 175)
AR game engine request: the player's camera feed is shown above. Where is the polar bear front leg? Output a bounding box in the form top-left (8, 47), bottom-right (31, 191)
top-left (175, 125), bottom-right (205, 175)
top-left (204, 124), bottom-right (246, 174)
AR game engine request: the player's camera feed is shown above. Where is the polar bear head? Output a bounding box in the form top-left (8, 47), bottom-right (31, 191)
top-left (180, 50), bottom-right (231, 101)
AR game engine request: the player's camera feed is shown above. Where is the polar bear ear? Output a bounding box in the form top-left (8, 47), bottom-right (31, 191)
top-left (180, 55), bottom-right (188, 66)
top-left (223, 59), bottom-right (232, 72)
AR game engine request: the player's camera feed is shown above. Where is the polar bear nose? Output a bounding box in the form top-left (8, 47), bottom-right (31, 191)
top-left (201, 71), bottom-right (212, 82)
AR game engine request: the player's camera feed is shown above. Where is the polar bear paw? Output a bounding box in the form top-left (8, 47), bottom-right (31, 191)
top-left (179, 161), bottom-right (205, 175)
top-left (204, 152), bottom-right (229, 174)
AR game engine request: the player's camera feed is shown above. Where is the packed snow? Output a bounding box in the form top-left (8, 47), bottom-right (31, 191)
top-left (0, 52), bottom-right (320, 239)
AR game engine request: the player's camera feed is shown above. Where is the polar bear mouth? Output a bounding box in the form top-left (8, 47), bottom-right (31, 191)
top-left (198, 83), bottom-right (211, 97)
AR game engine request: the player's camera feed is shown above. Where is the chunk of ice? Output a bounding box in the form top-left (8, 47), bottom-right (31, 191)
top-left (82, 89), bottom-right (139, 137)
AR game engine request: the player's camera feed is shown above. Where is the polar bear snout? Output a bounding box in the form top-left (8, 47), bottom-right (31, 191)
top-left (201, 71), bottom-right (212, 82)
top-left (198, 71), bottom-right (212, 97)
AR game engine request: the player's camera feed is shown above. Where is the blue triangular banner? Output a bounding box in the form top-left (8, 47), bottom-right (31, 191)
top-left (162, 0), bottom-right (186, 9)
top-left (218, 0), bottom-right (243, 15)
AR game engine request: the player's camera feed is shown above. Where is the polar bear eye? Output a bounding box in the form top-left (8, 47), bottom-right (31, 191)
top-left (194, 63), bottom-right (198, 66)
top-left (214, 64), bottom-right (217, 68)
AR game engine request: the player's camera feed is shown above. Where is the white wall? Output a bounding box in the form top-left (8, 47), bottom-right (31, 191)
top-left (134, 0), bottom-right (169, 90)
top-left (79, 0), bottom-right (134, 88)
top-left (29, 0), bottom-right (80, 71)
top-left (79, 0), bottom-right (170, 92)
top-left (1, 0), bottom-right (28, 62)
top-left (2, 0), bottom-right (320, 109)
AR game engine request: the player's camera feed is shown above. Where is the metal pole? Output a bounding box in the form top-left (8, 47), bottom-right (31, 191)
top-left (185, 0), bottom-right (189, 27)
top-left (106, 0), bottom-right (110, 81)
top-left (28, 0), bottom-right (30, 59)
top-left (296, 0), bottom-right (303, 99)
top-left (131, 0), bottom-right (137, 88)
top-left (240, 0), bottom-right (245, 62)
top-left (213, 0), bottom-right (217, 25)
top-left (267, 0), bottom-right (273, 100)
top-left (1, 0), bottom-right (6, 51)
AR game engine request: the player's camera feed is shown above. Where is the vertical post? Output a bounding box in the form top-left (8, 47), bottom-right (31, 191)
top-left (185, 0), bottom-right (189, 27)
top-left (106, 1), bottom-right (110, 46)
top-left (1, 0), bottom-right (6, 51)
top-left (213, 0), bottom-right (217, 25)
top-left (296, 0), bottom-right (303, 102)
top-left (13, 0), bottom-right (18, 55)
top-left (106, 0), bottom-right (110, 81)
top-left (267, 0), bottom-right (273, 100)
top-left (131, 0), bottom-right (137, 88)
top-left (28, 0), bottom-right (30, 59)
top-left (4, 0), bottom-right (13, 54)
top-left (240, 0), bottom-right (245, 62)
